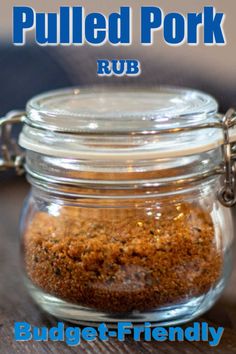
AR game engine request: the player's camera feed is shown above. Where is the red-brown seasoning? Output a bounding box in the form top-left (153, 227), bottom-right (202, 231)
top-left (23, 203), bottom-right (223, 313)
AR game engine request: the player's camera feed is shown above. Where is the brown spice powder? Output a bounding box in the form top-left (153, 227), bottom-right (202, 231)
top-left (23, 203), bottom-right (223, 313)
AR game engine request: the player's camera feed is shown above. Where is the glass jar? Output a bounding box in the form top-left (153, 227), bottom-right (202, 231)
top-left (1, 86), bottom-right (236, 327)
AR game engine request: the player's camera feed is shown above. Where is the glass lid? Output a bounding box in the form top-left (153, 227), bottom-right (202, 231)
top-left (25, 86), bottom-right (218, 133)
top-left (20, 86), bottom-right (233, 160)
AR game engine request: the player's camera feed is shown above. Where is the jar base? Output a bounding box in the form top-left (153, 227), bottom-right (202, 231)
top-left (25, 278), bottom-right (225, 328)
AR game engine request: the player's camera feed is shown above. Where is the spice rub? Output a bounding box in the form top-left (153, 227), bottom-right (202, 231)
top-left (23, 203), bottom-right (223, 313)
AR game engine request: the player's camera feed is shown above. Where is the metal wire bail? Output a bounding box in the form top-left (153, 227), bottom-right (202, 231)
top-left (0, 111), bottom-right (26, 175)
top-left (218, 108), bottom-right (236, 207)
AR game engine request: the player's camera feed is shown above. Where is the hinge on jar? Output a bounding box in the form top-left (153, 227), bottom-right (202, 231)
top-left (0, 111), bottom-right (26, 175)
top-left (218, 108), bottom-right (236, 207)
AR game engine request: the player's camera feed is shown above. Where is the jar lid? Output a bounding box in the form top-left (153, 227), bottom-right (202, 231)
top-left (19, 86), bottom-right (234, 159)
top-left (25, 86), bottom-right (218, 133)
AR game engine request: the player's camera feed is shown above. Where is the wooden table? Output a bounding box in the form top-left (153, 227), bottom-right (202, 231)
top-left (1, 176), bottom-right (236, 353)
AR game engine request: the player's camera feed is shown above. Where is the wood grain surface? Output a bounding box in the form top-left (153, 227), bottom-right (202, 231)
top-left (0, 176), bottom-right (236, 354)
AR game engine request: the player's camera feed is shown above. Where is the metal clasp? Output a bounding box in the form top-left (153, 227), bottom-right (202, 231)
top-left (218, 109), bottom-right (236, 207)
top-left (0, 111), bottom-right (26, 175)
